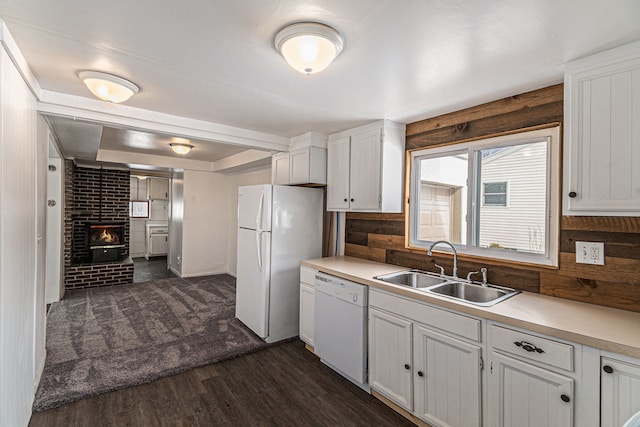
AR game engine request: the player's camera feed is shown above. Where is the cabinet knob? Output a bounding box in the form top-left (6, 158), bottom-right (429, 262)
top-left (417, 371), bottom-right (424, 377)
top-left (404, 363), bottom-right (410, 370)
top-left (603, 365), bottom-right (614, 374)
top-left (560, 394), bottom-right (570, 403)
top-left (568, 191), bottom-right (577, 198)
top-left (344, 198), bottom-right (348, 202)
top-left (350, 198), bottom-right (354, 202)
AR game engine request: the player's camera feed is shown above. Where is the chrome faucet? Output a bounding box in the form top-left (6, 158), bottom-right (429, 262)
top-left (427, 240), bottom-right (458, 278)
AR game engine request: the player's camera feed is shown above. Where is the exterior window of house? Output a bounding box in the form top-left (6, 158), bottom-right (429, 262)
top-left (483, 182), bottom-right (507, 206)
top-left (408, 126), bottom-right (560, 267)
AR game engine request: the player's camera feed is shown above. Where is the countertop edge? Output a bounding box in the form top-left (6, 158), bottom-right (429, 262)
top-left (301, 257), bottom-right (640, 359)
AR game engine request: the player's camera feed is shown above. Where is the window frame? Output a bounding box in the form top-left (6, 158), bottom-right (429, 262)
top-left (482, 181), bottom-right (508, 207)
top-left (408, 125), bottom-right (560, 267)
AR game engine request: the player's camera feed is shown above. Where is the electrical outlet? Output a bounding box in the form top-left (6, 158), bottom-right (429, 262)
top-left (576, 241), bottom-right (605, 265)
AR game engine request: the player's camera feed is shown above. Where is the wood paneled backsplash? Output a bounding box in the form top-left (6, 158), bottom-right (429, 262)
top-left (344, 84), bottom-right (640, 313)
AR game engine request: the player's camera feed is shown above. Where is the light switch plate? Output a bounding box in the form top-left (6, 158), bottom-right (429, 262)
top-left (576, 241), bottom-right (605, 265)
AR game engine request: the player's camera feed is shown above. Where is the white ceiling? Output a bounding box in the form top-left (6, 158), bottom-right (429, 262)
top-left (1, 0), bottom-right (639, 167)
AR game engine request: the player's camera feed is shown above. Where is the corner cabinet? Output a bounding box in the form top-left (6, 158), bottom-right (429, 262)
top-left (563, 40), bottom-right (640, 216)
top-left (327, 120), bottom-right (405, 212)
top-left (272, 147), bottom-right (327, 186)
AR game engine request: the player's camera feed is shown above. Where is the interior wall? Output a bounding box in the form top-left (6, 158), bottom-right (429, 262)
top-left (0, 45), bottom-right (43, 427)
top-left (169, 171), bottom-right (184, 276)
top-left (45, 150), bottom-right (63, 303)
top-left (225, 166), bottom-right (271, 276)
top-left (181, 169), bottom-right (230, 277)
top-left (344, 84), bottom-right (640, 313)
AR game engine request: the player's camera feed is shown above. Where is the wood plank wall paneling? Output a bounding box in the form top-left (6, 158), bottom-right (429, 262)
top-left (344, 84), bottom-right (640, 313)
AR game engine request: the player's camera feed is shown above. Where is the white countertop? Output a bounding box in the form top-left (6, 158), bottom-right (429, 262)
top-left (301, 256), bottom-right (640, 359)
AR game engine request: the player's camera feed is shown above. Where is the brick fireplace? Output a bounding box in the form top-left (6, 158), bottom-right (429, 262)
top-left (64, 162), bottom-right (134, 289)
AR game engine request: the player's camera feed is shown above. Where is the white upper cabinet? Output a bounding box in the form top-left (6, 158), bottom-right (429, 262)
top-left (147, 177), bottom-right (169, 200)
top-left (327, 120), bottom-right (405, 212)
top-left (564, 40), bottom-right (640, 216)
top-left (271, 152), bottom-right (290, 185)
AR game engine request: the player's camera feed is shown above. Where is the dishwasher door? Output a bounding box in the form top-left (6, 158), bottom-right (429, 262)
top-left (314, 273), bottom-right (368, 391)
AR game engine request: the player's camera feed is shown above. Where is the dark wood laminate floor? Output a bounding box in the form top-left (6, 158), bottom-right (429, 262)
top-left (133, 256), bottom-right (176, 283)
top-left (29, 340), bottom-right (413, 427)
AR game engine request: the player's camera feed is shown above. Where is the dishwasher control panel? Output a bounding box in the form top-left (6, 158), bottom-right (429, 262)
top-left (314, 272), bottom-right (367, 307)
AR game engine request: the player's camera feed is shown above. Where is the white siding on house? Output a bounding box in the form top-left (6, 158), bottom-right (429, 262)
top-left (479, 142), bottom-right (547, 253)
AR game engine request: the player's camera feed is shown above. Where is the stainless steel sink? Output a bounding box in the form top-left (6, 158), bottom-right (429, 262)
top-left (426, 281), bottom-right (519, 307)
top-left (374, 269), bottom-right (519, 306)
top-left (374, 270), bottom-right (449, 288)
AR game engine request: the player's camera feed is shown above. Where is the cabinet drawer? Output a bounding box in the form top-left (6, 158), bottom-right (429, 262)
top-left (370, 290), bottom-right (481, 342)
top-left (300, 266), bottom-right (316, 285)
top-left (490, 325), bottom-right (574, 372)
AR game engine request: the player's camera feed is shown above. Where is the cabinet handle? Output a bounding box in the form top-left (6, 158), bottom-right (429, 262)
top-left (514, 341), bottom-right (544, 354)
top-left (568, 191), bottom-right (577, 198)
top-left (417, 371), bottom-right (424, 377)
top-left (603, 365), bottom-right (614, 374)
top-left (404, 363), bottom-right (410, 370)
top-left (560, 394), bottom-right (570, 403)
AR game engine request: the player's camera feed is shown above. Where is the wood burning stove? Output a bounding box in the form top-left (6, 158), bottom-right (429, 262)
top-left (86, 223), bottom-right (125, 262)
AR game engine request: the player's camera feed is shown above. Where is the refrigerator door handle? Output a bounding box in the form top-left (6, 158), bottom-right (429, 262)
top-left (256, 231), bottom-right (262, 271)
top-left (256, 191), bottom-right (265, 231)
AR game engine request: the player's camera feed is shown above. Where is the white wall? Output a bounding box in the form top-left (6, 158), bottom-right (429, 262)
top-left (180, 169), bottom-right (230, 276)
top-left (169, 171), bottom-right (184, 276)
top-left (226, 166), bottom-right (271, 276)
top-left (45, 155), bottom-right (63, 303)
top-left (0, 44), bottom-right (45, 427)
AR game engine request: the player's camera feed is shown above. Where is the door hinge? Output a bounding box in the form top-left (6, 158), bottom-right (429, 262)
top-left (480, 356), bottom-right (484, 371)
top-left (490, 361), bottom-right (493, 374)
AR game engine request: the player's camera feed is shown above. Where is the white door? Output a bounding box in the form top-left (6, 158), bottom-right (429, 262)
top-left (289, 148), bottom-right (310, 185)
top-left (419, 183), bottom-right (454, 242)
top-left (327, 137), bottom-right (351, 210)
top-left (349, 128), bottom-right (382, 210)
top-left (414, 324), bottom-right (482, 427)
top-left (235, 227), bottom-right (271, 338)
top-left (271, 153), bottom-right (290, 185)
top-left (601, 357), bottom-right (640, 427)
top-left (489, 352), bottom-right (573, 427)
top-left (368, 307), bottom-right (413, 411)
top-left (149, 234), bottom-right (169, 255)
top-left (238, 185), bottom-right (272, 231)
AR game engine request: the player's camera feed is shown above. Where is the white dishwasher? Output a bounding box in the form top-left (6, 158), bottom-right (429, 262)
top-left (314, 272), bottom-right (369, 392)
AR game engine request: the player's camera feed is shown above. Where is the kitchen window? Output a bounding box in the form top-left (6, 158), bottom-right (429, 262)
top-left (408, 126), bottom-right (560, 266)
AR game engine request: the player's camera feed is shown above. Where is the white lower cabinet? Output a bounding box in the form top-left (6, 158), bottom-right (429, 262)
top-left (369, 289), bottom-right (482, 426)
top-left (487, 323), bottom-right (577, 427)
top-left (414, 324), bottom-right (482, 427)
top-left (369, 307), bottom-right (413, 411)
top-left (601, 355), bottom-right (640, 427)
top-left (489, 352), bottom-right (573, 427)
top-left (299, 266), bottom-right (317, 347)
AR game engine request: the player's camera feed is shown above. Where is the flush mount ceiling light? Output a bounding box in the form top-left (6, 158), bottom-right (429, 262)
top-left (169, 143), bottom-right (194, 155)
top-left (78, 71), bottom-right (139, 103)
top-left (274, 22), bottom-right (344, 75)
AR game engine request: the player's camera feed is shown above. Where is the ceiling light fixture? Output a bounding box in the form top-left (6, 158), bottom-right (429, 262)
top-left (78, 71), bottom-right (139, 103)
top-left (274, 22), bottom-right (344, 75)
top-left (170, 143), bottom-right (194, 155)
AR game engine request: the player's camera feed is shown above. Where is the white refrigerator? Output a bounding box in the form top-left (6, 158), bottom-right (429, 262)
top-left (235, 184), bottom-right (323, 343)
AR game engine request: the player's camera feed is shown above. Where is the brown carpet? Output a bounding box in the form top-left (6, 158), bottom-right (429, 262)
top-left (33, 274), bottom-right (270, 412)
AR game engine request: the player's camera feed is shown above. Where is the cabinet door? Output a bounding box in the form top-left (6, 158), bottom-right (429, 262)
top-left (489, 352), bottom-right (573, 427)
top-left (601, 357), bottom-right (640, 427)
top-left (564, 45), bottom-right (640, 215)
top-left (327, 137), bottom-right (351, 210)
top-left (149, 234), bottom-right (168, 255)
top-left (289, 148), bottom-right (309, 185)
top-left (148, 178), bottom-right (169, 200)
top-left (414, 324), bottom-right (481, 427)
top-left (349, 128), bottom-right (382, 210)
top-left (368, 307), bottom-right (413, 411)
top-left (272, 152), bottom-right (290, 185)
top-left (299, 282), bottom-right (315, 346)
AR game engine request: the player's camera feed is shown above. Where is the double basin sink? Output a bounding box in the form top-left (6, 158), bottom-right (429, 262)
top-left (374, 269), bottom-right (519, 307)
